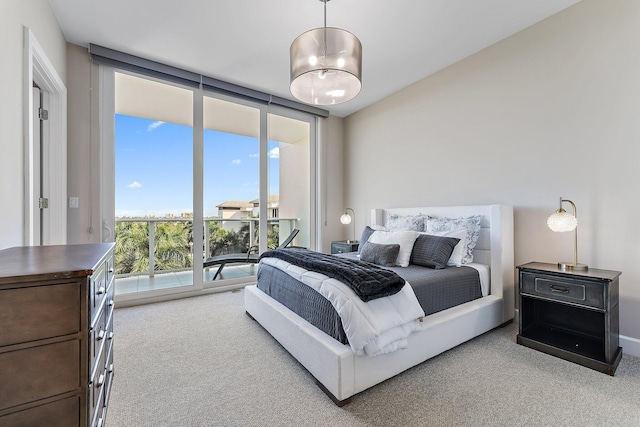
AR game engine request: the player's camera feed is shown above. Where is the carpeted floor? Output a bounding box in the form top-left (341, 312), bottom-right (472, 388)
top-left (107, 289), bottom-right (640, 427)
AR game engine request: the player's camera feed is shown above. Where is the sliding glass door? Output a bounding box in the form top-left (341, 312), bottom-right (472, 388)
top-left (268, 112), bottom-right (313, 250)
top-left (106, 69), bottom-right (316, 299)
top-left (113, 72), bottom-right (194, 294)
top-left (202, 96), bottom-right (260, 282)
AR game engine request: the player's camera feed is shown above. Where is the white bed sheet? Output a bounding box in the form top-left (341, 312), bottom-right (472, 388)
top-left (466, 262), bottom-right (490, 297)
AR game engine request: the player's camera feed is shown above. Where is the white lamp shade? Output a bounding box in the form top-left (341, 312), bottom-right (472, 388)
top-left (547, 210), bottom-right (578, 232)
top-left (340, 213), bottom-right (352, 225)
top-left (290, 27), bottom-right (362, 105)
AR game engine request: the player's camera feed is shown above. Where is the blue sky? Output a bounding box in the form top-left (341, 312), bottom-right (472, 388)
top-left (115, 114), bottom-right (279, 217)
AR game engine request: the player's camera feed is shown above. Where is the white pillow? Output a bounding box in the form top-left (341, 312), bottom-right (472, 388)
top-left (368, 230), bottom-right (419, 267)
top-left (422, 228), bottom-right (468, 267)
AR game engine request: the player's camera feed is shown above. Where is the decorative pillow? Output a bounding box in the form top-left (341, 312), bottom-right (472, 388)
top-left (426, 215), bottom-right (482, 264)
top-left (410, 234), bottom-right (461, 269)
top-left (425, 229), bottom-right (468, 267)
top-left (358, 226), bottom-right (376, 253)
top-left (359, 241), bottom-right (401, 267)
top-left (385, 213), bottom-right (428, 232)
top-left (368, 230), bottom-right (419, 267)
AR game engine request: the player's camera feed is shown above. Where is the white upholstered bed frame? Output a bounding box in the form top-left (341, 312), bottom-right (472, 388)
top-left (244, 204), bottom-right (514, 405)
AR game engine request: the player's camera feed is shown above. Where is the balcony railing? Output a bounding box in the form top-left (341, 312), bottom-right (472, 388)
top-left (114, 217), bottom-right (298, 278)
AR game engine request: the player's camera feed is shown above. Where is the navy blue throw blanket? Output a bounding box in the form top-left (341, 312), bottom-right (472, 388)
top-left (259, 248), bottom-right (405, 302)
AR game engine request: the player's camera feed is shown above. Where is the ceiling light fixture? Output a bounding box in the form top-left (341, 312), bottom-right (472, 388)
top-left (290, 0), bottom-right (362, 106)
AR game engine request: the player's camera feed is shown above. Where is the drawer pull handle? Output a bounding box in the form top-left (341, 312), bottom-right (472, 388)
top-left (97, 329), bottom-right (105, 341)
top-left (108, 363), bottom-right (114, 373)
top-left (108, 299), bottom-right (115, 307)
top-left (549, 285), bottom-right (570, 294)
top-left (108, 332), bottom-right (114, 340)
top-left (97, 374), bottom-right (105, 388)
top-left (97, 286), bottom-right (106, 295)
top-left (108, 268), bottom-right (114, 274)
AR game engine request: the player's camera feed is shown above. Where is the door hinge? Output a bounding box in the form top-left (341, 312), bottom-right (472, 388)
top-left (39, 198), bottom-right (49, 209)
top-left (38, 108), bottom-right (49, 120)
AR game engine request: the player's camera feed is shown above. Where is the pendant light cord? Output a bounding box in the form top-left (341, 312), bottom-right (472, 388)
top-left (323, 0), bottom-right (328, 71)
top-left (324, 0), bottom-right (327, 28)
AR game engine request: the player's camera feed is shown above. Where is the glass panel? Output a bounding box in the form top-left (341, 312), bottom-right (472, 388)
top-left (202, 96), bottom-right (260, 283)
top-left (268, 113), bottom-right (311, 250)
top-left (114, 72), bottom-right (193, 295)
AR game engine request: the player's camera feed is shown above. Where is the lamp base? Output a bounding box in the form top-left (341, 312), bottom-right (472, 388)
top-left (558, 262), bottom-right (588, 271)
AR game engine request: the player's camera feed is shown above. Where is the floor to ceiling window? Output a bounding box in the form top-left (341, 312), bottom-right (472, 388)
top-left (105, 70), bottom-right (316, 300)
top-left (113, 73), bottom-right (194, 295)
top-left (202, 96), bottom-right (260, 282)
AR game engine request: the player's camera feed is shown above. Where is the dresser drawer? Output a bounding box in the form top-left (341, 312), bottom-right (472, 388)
top-left (89, 304), bottom-right (108, 373)
top-left (0, 282), bottom-right (80, 347)
top-left (103, 341), bottom-right (115, 409)
top-left (520, 272), bottom-right (605, 310)
top-left (0, 340), bottom-right (80, 411)
top-left (89, 346), bottom-right (107, 420)
top-left (0, 395), bottom-right (80, 427)
top-left (90, 261), bottom-right (107, 324)
top-left (105, 251), bottom-right (115, 291)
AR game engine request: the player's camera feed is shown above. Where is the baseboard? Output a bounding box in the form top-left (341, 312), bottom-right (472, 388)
top-left (620, 335), bottom-right (640, 358)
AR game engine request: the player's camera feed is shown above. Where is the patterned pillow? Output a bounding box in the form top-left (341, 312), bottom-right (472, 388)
top-left (360, 241), bottom-right (400, 267)
top-left (425, 215), bottom-right (482, 264)
top-left (385, 213), bottom-right (428, 232)
top-left (410, 234), bottom-right (461, 269)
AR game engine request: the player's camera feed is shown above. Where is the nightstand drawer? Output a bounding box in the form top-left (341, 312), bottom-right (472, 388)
top-left (331, 241), bottom-right (359, 254)
top-left (520, 272), bottom-right (605, 310)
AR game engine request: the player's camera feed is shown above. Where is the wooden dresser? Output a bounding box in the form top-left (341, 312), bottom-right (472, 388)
top-left (0, 243), bottom-right (115, 427)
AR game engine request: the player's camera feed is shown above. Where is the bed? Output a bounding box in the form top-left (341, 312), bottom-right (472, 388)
top-left (244, 204), bottom-right (514, 405)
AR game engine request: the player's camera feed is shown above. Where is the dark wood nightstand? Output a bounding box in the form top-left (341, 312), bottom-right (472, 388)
top-left (331, 241), bottom-right (359, 254)
top-left (516, 262), bottom-right (622, 375)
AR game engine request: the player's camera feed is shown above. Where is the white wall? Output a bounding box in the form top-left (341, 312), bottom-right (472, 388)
top-left (0, 1), bottom-right (67, 249)
top-left (343, 0), bottom-right (640, 349)
top-left (66, 43), bottom-right (102, 244)
top-left (319, 116), bottom-right (346, 253)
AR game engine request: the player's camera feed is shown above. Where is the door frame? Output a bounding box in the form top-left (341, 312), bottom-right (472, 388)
top-left (23, 26), bottom-right (67, 246)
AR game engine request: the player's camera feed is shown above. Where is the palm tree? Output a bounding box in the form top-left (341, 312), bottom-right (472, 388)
top-left (114, 221), bottom-right (149, 274)
top-left (154, 221), bottom-right (193, 271)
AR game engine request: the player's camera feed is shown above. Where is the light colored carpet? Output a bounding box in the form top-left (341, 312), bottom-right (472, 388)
top-left (107, 289), bottom-right (640, 426)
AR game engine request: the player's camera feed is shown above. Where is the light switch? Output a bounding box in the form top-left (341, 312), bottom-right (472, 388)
top-left (69, 197), bottom-right (79, 208)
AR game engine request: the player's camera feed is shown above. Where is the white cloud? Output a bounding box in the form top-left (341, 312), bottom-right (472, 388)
top-left (249, 153), bottom-right (259, 158)
top-left (127, 181), bottom-right (142, 189)
top-left (269, 147), bottom-right (280, 159)
top-left (231, 159), bottom-right (241, 165)
top-left (147, 121), bottom-right (165, 131)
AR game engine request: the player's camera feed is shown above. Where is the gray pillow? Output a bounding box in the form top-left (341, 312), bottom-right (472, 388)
top-left (410, 234), bottom-right (460, 269)
top-left (360, 241), bottom-right (400, 267)
top-left (358, 226), bottom-right (376, 253)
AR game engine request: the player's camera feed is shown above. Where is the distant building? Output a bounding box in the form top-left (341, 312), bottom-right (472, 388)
top-left (216, 201), bottom-right (254, 220)
top-left (250, 195), bottom-right (279, 218)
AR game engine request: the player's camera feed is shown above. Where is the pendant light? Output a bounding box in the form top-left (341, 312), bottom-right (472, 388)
top-left (290, 0), bottom-right (362, 105)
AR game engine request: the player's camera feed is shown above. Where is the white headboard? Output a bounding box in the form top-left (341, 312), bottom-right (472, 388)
top-left (371, 204), bottom-right (515, 323)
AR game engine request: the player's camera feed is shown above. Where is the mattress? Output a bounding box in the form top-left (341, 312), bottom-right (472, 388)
top-left (256, 254), bottom-right (483, 344)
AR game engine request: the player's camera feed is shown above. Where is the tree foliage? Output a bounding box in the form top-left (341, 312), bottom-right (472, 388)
top-left (114, 220), bottom-right (282, 275)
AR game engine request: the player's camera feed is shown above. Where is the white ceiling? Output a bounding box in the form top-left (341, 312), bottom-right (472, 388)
top-left (48, 0), bottom-right (581, 118)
